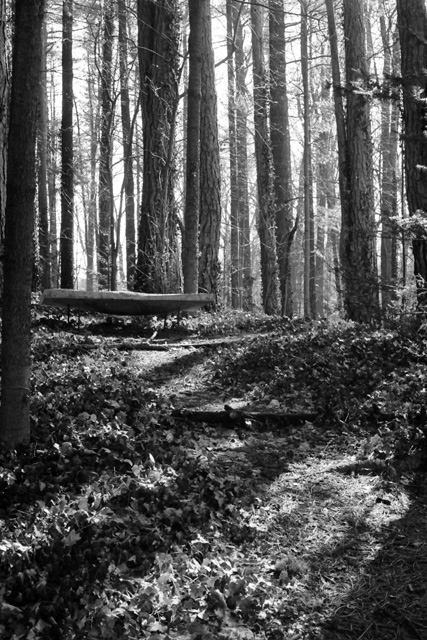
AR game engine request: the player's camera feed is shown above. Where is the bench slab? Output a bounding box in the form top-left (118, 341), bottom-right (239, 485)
top-left (40, 289), bottom-right (215, 316)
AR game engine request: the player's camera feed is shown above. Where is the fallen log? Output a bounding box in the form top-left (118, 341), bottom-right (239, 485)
top-left (116, 342), bottom-right (170, 351)
top-left (171, 408), bottom-right (318, 427)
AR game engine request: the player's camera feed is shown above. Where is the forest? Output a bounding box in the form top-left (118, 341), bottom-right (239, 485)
top-left (1, 0), bottom-right (427, 639)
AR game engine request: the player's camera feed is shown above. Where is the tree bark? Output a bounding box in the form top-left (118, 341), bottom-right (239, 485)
top-left (0, 0), bottom-right (7, 295)
top-left (379, 17), bottom-right (399, 313)
top-left (137, 0), bottom-right (180, 293)
top-left (198, 0), bottom-right (221, 298)
top-left (227, 0), bottom-right (240, 308)
top-left (0, 0), bottom-right (46, 447)
top-left (60, 0), bottom-right (74, 289)
top-left (98, 0), bottom-right (115, 289)
top-left (396, 0), bottom-right (427, 305)
top-left (301, 1), bottom-right (316, 319)
top-left (38, 16), bottom-right (50, 289)
top-left (183, 0), bottom-right (204, 293)
top-left (342, 0), bottom-right (379, 322)
top-left (269, 0), bottom-right (294, 317)
top-left (251, 2), bottom-right (278, 315)
top-left (118, 0), bottom-right (136, 289)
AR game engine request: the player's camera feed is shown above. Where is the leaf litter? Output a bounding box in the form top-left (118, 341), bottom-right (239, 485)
top-left (1, 309), bottom-right (427, 639)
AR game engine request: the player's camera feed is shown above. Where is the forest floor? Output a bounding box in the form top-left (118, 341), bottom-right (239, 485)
top-left (1, 305), bottom-right (427, 640)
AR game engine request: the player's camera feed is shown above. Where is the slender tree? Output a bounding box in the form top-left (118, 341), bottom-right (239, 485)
top-left (198, 0), bottom-right (222, 298)
top-left (226, 0), bottom-right (240, 307)
top-left (60, 0), bottom-right (74, 289)
top-left (0, 0), bottom-right (46, 447)
top-left (301, 1), bottom-right (316, 319)
top-left (269, 0), bottom-right (295, 317)
top-left (251, 1), bottom-right (278, 315)
top-left (38, 15), bottom-right (50, 289)
top-left (379, 16), bottom-right (399, 312)
top-left (85, 30), bottom-right (100, 291)
top-left (235, 8), bottom-right (252, 309)
top-left (118, 0), bottom-right (136, 288)
top-left (183, 0), bottom-right (204, 293)
top-left (98, 0), bottom-right (115, 289)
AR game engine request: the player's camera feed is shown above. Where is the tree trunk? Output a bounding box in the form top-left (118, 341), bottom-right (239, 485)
top-left (379, 16), bottom-right (399, 313)
top-left (183, 0), bottom-right (204, 293)
top-left (85, 41), bottom-right (99, 291)
top-left (0, 0), bottom-right (7, 295)
top-left (316, 135), bottom-right (327, 318)
top-left (235, 8), bottom-right (252, 310)
top-left (226, 0), bottom-right (240, 308)
top-left (396, 0), bottom-right (427, 305)
top-left (98, 0), bottom-right (115, 289)
top-left (118, 0), bottom-right (136, 289)
top-left (301, 1), bottom-right (316, 319)
top-left (60, 0), bottom-right (74, 289)
top-left (251, 2), bottom-right (278, 315)
top-left (137, 0), bottom-right (180, 293)
top-left (38, 16), bottom-right (50, 289)
top-left (0, 0), bottom-right (46, 448)
top-left (269, 0), bottom-right (294, 317)
top-left (326, 0), bottom-right (379, 322)
top-left (48, 91), bottom-right (59, 287)
top-left (198, 0), bottom-right (221, 298)
top-left (342, 0), bottom-right (379, 322)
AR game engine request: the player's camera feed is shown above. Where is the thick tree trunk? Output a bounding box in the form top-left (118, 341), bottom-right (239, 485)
top-left (251, 2), bottom-right (278, 315)
top-left (396, 0), bottom-right (427, 305)
top-left (0, 0), bottom-right (46, 447)
top-left (342, 0), bottom-right (379, 322)
top-left (60, 0), bottom-right (74, 289)
top-left (269, 0), bottom-right (294, 317)
top-left (137, 0), bottom-right (179, 293)
top-left (198, 0), bottom-right (221, 298)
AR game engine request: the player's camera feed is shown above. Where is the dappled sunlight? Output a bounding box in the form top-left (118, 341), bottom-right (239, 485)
top-left (3, 312), bottom-right (427, 639)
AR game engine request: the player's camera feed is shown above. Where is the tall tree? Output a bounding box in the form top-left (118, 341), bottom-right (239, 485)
top-left (379, 16), bottom-right (399, 312)
top-left (0, 0), bottom-right (7, 294)
top-left (137, 0), bottom-right (180, 293)
top-left (98, 0), bottom-right (115, 289)
top-left (326, 0), bottom-right (379, 322)
top-left (118, 0), bottom-right (136, 288)
top-left (0, 0), bottom-right (46, 447)
top-left (301, 0), bottom-right (316, 319)
top-left (235, 7), bottom-right (253, 309)
top-left (60, 0), bottom-right (74, 289)
top-left (84, 27), bottom-right (100, 291)
top-left (269, 0), bottom-right (295, 317)
top-left (226, 0), bottom-right (240, 308)
top-left (396, 0), bottom-right (427, 305)
top-left (198, 0), bottom-right (222, 298)
top-left (38, 15), bottom-right (50, 289)
top-left (183, 0), bottom-right (204, 293)
top-left (251, 1), bottom-right (278, 315)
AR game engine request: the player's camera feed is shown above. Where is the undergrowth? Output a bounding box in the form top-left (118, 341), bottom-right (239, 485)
top-left (1, 309), bottom-right (427, 639)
